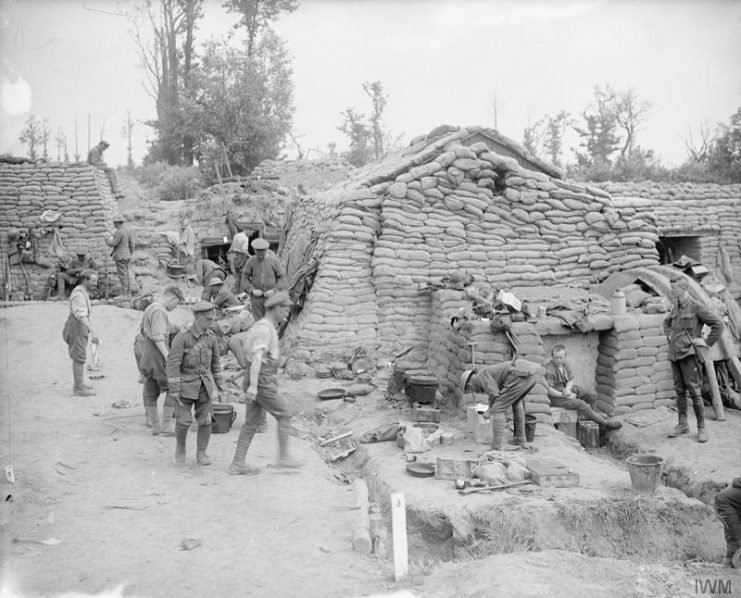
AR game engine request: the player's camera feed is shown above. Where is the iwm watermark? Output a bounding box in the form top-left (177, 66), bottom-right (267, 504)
top-left (695, 578), bottom-right (734, 595)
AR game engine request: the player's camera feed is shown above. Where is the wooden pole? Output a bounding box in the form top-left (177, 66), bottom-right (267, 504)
top-left (390, 492), bottom-right (408, 581)
top-left (695, 345), bottom-right (725, 421)
top-left (351, 479), bottom-right (371, 554)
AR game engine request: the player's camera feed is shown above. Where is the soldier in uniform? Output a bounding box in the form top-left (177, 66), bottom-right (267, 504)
top-left (166, 302), bottom-right (225, 465)
top-left (715, 477), bottom-right (741, 568)
top-left (106, 216), bottom-right (135, 297)
top-left (239, 238), bottom-right (285, 320)
top-left (54, 251), bottom-right (99, 299)
top-left (195, 258), bottom-right (229, 301)
top-left (664, 277), bottom-right (724, 443)
top-left (460, 358), bottom-right (541, 451)
top-left (135, 286), bottom-right (184, 435)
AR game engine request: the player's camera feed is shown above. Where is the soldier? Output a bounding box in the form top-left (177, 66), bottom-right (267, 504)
top-left (135, 286), bottom-right (184, 436)
top-left (228, 223), bottom-right (251, 292)
top-left (229, 292), bottom-right (302, 475)
top-left (544, 345), bottom-right (622, 430)
top-left (166, 302), bottom-right (225, 465)
top-left (715, 477), bottom-right (741, 568)
top-left (106, 216), bottom-right (135, 297)
top-left (88, 140), bottom-right (123, 198)
top-left (460, 358), bottom-right (541, 450)
top-left (207, 277), bottom-right (241, 310)
top-left (55, 251), bottom-right (99, 299)
top-left (240, 238), bottom-right (285, 320)
top-left (195, 258), bottom-right (228, 301)
top-left (664, 277), bottom-right (724, 443)
top-left (62, 269), bottom-right (99, 396)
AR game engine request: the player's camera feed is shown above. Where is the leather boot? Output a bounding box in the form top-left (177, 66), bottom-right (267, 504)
top-left (275, 420), bottom-right (303, 469)
top-left (693, 398), bottom-right (708, 442)
top-left (161, 404), bottom-right (175, 436)
top-left (490, 413), bottom-right (506, 451)
top-left (229, 425), bottom-right (260, 474)
top-left (196, 425), bottom-right (211, 465)
top-left (511, 402), bottom-right (528, 446)
top-left (175, 425), bottom-right (188, 464)
top-left (73, 362), bottom-right (95, 396)
top-left (669, 396), bottom-right (689, 437)
top-left (584, 407), bottom-right (622, 430)
top-left (146, 405), bottom-right (161, 435)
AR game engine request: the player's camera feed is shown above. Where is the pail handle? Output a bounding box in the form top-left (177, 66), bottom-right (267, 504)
top-left (230, 411), bottom-right (237, 423)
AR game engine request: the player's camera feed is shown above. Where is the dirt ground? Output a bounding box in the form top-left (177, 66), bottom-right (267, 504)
top-left (1, 303), bottom-right (740, 598)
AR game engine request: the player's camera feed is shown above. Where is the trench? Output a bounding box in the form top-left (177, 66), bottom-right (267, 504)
top-left (342, 439), bottom-right (725, 568)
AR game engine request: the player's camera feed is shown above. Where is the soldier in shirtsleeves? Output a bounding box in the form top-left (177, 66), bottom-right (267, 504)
top-left (134, 286), bottom-right (184, 436)
top-left (166, 302), bottom-right (225, 466)
top-left (62, 269), bottom-right (99, 396)
top-left (229, 292), bottom-right (302, 475)
top-left (228, 223), bottom-right (251, 292)
top-left (239, 237), bottom-right (285, 320)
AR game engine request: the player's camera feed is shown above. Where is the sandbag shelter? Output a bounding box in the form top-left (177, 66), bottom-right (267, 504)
top-left (281, 126), bottom-right (660, 365)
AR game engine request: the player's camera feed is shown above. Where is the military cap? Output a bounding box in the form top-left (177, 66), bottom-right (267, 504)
top-left (208, 276), bottom-right (224, 286)
top-left (192, 301), bottom-right (216, 314)
top-left (265, 291), bottom-right (291, 309)
top-left (251, 237), bottom-right (269, 250)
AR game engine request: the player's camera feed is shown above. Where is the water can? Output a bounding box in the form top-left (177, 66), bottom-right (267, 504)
top-left (611, 289), bottom-right (626, 315)
top-left (212, 403), bottom-right (237, 434)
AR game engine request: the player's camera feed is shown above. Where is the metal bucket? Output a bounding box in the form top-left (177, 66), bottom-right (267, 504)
top-left (212, 403), bottom-right (237, 434)
top-left (525, 414), bottom-right (537, 442)
top-left (626, 454), bottom-right (664, 495)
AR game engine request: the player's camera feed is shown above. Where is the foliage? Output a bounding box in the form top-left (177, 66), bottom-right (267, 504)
top-left (338, 80), bottom-right (393, 167)
top-left (18, 115), bottom-right (42, 159)
top-left (129, 161), bottom-right (203, 200)
top-left (523, 110), bottom-right (572, 167)
top-left (223, 0), bottom-right (299, 58)
top-left (705, 106), bottom-right (741, 182)
top-left (338, 107), bottom-right (373, 167)
top-left (189, 30), bottom-right (294, 177)
top-left (574, 85), bottom-right (622, 168)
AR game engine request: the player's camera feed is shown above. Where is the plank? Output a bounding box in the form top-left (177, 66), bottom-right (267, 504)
top-left (390, 492), bottom-right (408, 581)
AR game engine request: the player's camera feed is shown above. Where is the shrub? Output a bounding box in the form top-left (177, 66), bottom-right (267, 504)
top-left (159, 166), bottom-right (203, 201)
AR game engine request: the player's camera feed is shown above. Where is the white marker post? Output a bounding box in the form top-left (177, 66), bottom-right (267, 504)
top-left (390, 492), bottom-right (408, 581)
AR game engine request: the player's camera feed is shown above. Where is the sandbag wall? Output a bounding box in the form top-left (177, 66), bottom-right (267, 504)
top-left (0, 162), bottom-right (117, 300)
top-left (427, 289), bottom-right (472, 397)
top-left (600, 182), bottom-right (741, 286)
top-left (595, 314), bottom-right (673, 416)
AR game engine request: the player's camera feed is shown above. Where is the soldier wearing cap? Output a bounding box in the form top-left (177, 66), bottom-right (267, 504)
top-left (204, 276), bottom-right (240, 310)
top-left (88, 140), bottom-right (123, 198)
top-left (195, 258), bottom-right (228, 301)
top-left (166, 301), bottom-right (225, 465)
top-left (229, 291), bottom-right (302, 474)
top-left (239, 237), bottom-right (285, 320)
top-left (62, 269), bottom-right (100, 396)
top-left (105, 216), bottom-right (135, 297)
top-left (460, 358), bottom-right (541, 450)
top-left (135, 286), bottom-right (184, 436)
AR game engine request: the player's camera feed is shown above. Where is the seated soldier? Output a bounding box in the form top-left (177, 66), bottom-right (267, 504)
top-left (207, 277), bottom-right (240, 310)
top-left (55, 251), bottom-right (99, 299)
top-left (544, 345), bottom-right (621, 430)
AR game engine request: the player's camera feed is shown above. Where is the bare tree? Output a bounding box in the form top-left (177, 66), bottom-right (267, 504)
top-left (488, 91), bottom-right (502, 130)
top-left (362, 80), bottom-right (387, 161)
top-left (287, 130), bottom-right (305, 159)
top-left (54, 127), bottom-right (67, 161)
top-left (614, 88), bottom-right (651, 159)
top-left (40, 117), bottom-right (51, 160)
top-left (120, 110), bottom-right (136, 168)
top-left (683, 120), bottom-right (716, 163)
top-left (74, 118), bottom-right (81, 162)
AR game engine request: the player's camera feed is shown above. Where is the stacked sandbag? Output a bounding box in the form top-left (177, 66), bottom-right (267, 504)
top-left (251, 157), bottom-right (352, 191)
top-left (0, 161), bottom-right (117, 300)
top-left (600, 182), bottom-right (741, 285)
top-left (427, 289), bottom-right (470, 399)
top-left (595, 314), bottom-right (673, 415)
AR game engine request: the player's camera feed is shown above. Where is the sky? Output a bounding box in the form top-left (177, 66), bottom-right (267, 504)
top-left (0, 0), bottom-right (740, 168)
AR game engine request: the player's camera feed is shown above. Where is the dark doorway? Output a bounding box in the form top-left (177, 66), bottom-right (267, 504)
top-left (656, 236), bottom-right (702, 265)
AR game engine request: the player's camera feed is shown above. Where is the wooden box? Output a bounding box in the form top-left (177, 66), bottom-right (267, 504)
top-left (527, 458), bottom-right (580, 487)
top-left (412, 404), bottom-right (442, 423)
top-left (435, 457), bottom-right (475, 480)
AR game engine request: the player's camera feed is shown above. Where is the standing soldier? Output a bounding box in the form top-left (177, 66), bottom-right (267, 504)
top-left (136, 286), bottom-right (184, 436)
top-left (664, 277), bottom-right (724, 443)
top-left (240, 238), bottom-right (285, 320)
top-left (62, 269), bottom-right (99, 396)
top-left (228, 223), bottom-right (250, 293)
top-left (106, 216), bottom-right (135, 297)
top-left (166, 302), bottom-right (225, 465)
top-left (460, 358), bottom-right (541, 450)
top-left (229, 292), bottom-right (302, 475)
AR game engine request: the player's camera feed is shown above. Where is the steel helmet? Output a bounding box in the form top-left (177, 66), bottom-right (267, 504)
top-left (460, 369), bottom-right (475, 393)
